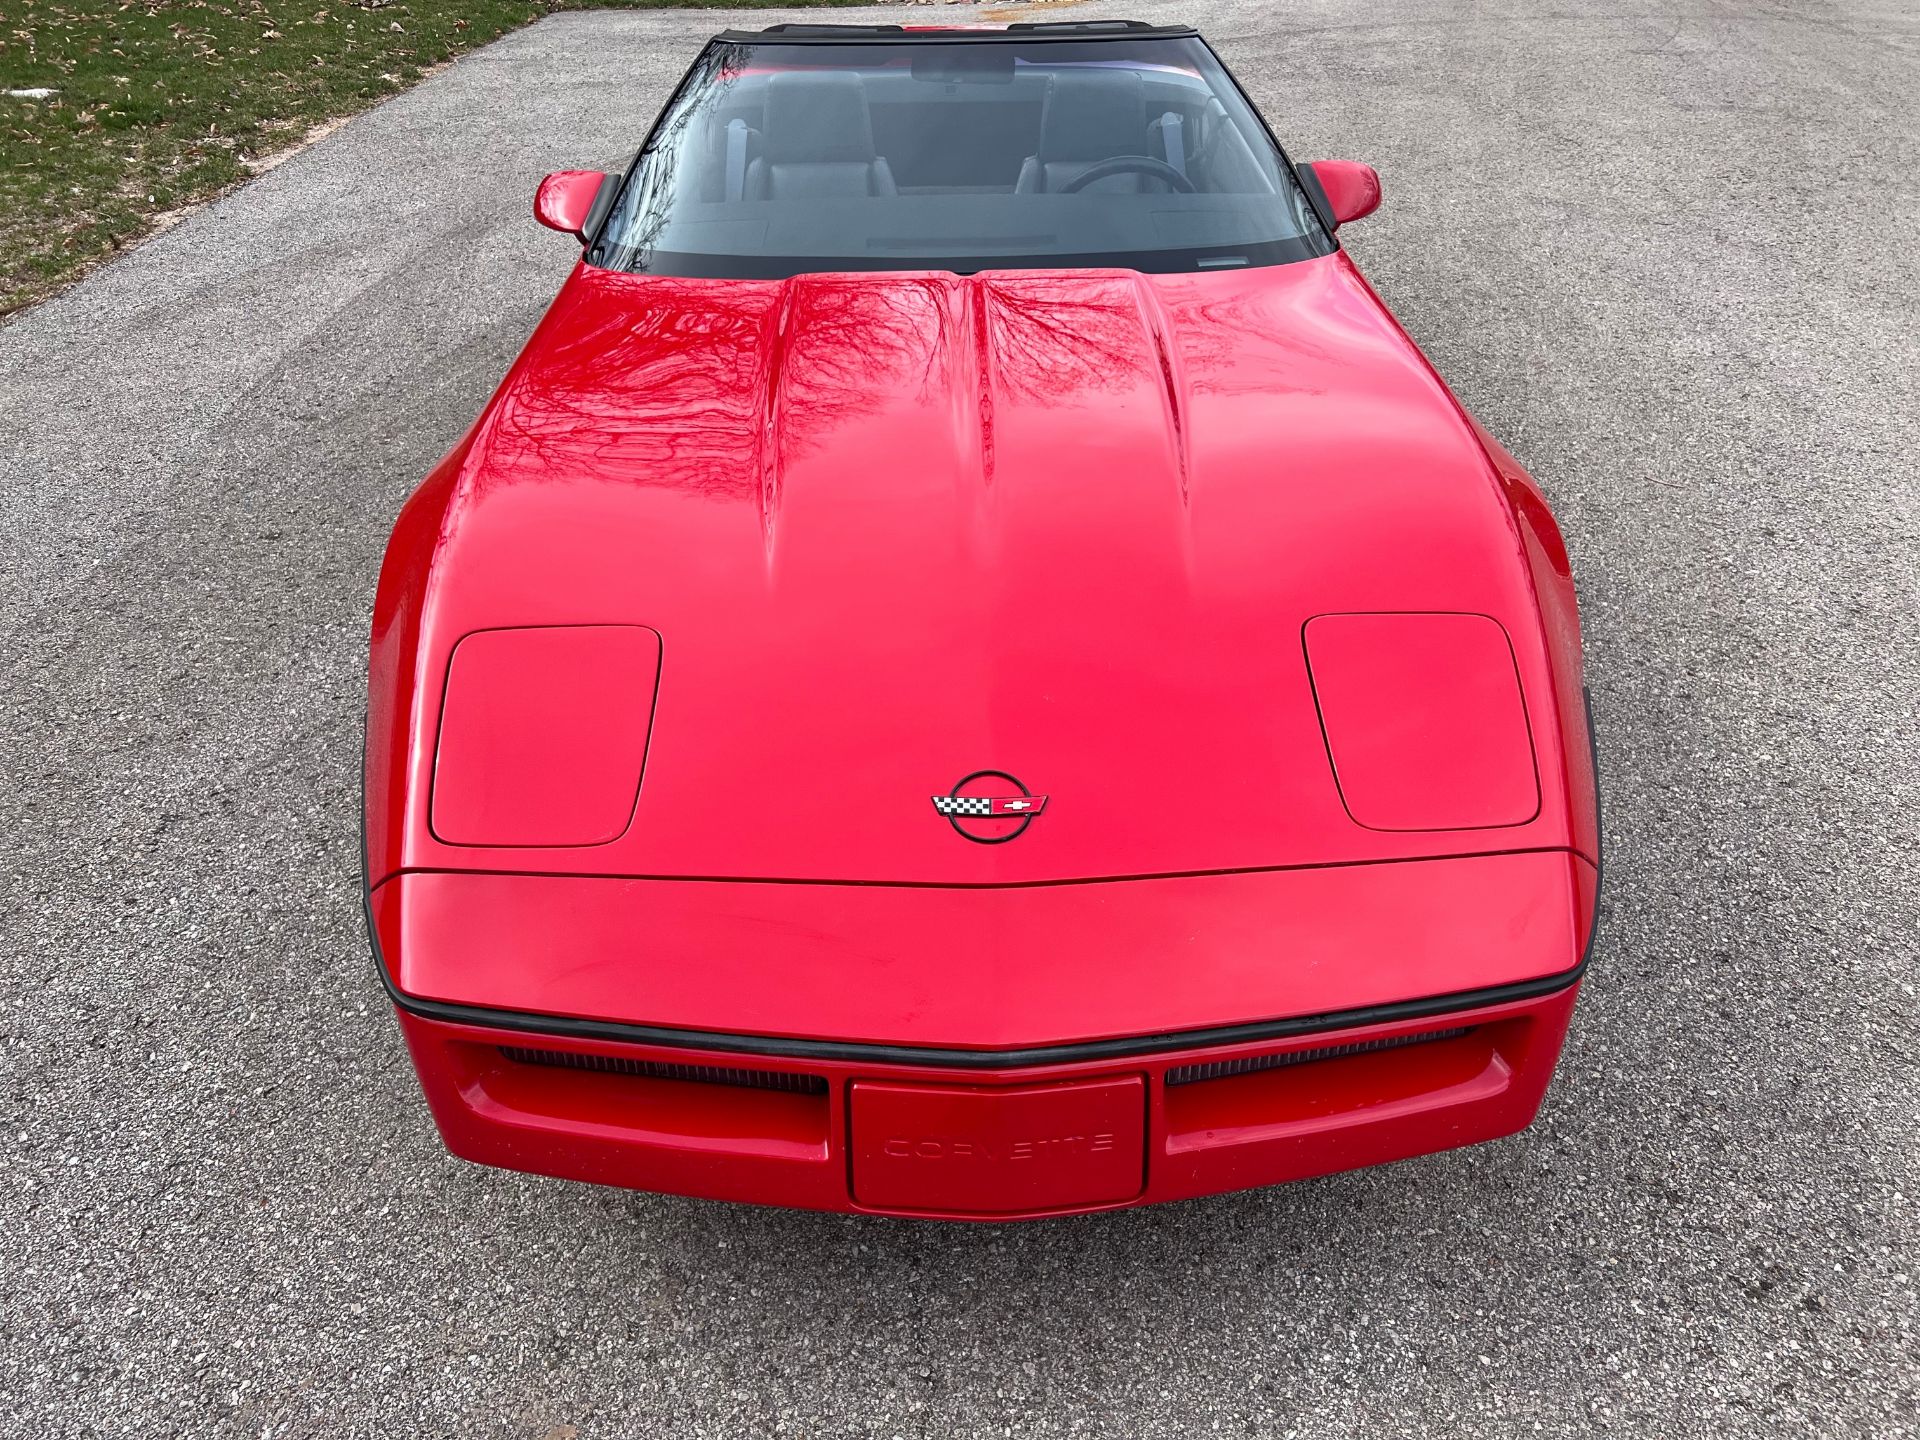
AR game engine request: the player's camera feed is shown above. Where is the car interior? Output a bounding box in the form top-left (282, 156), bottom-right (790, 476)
top-left (691, 66), bottom-right (1284, 203)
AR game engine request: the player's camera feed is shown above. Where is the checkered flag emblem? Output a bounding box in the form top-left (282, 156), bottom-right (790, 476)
top-left (933, 796), bottom-right (993, 817)
top-left (931, 794), bottom-right (1047, 818)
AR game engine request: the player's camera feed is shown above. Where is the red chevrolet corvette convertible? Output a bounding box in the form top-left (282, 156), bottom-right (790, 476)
top-left (364, 19), bottom-right (1600, 1218)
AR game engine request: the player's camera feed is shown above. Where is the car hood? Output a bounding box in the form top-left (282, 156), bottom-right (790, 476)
top-left (407, 256), bottom-right (1567, 883)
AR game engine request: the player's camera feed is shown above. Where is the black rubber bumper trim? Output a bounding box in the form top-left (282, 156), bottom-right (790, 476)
top-left (359, 691), bottom-right (1602, 1071)
top-left (371, 945), bottom-right (1588, 1070)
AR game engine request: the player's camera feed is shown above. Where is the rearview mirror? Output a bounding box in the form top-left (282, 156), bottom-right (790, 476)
top-left (1298, 160), bottom-right (1382, 230)
top-left (535, 170), bottom-right (616, 241)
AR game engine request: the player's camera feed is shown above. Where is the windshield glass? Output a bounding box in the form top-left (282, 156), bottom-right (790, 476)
top-left (591, 33), bottom-right (1332, 278)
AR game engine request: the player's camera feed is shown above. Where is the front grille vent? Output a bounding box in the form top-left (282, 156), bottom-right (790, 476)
top-left (1165, 1026), bottom-right (1474, 1087)
top-left (498, 1046), bottom-right (827, 1095)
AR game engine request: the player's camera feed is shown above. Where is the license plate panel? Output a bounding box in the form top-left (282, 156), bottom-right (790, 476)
top-left (849, 1075), bottom-right (1146, 1215)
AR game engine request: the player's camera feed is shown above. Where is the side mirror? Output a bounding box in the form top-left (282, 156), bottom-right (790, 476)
top-left (1299, 160), bottom-right (1382, 230)
top-left (534, 170), bottom-right (615, 241)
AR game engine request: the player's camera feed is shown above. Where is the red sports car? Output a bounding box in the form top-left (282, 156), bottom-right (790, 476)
top-left (364, 19), bottom-right (1600, 1218)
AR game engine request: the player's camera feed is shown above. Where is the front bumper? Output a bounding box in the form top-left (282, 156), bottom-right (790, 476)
top-left (392, 980), bottom-right (1580, 1219)
top-left (370, 851), bottom-right (1594, 1217)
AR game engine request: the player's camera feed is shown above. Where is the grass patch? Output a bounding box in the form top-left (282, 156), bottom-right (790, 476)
top-left (0, 0), bottom-right (872, 315)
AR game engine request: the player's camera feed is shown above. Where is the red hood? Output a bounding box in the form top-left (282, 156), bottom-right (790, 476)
top-left (393, 256), bottom-right (1570, 883)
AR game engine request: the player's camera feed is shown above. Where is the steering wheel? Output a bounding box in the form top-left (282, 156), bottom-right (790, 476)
top-left (1057, 156), bottom-right (1196, 195)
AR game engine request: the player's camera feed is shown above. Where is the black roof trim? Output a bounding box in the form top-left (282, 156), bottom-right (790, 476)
top-left (715, 21), bottom-right (1199, 45)
top-left (1004, 19), bottom-right (1183, 32)
top-left (751, 22), bottom-right (905, 35)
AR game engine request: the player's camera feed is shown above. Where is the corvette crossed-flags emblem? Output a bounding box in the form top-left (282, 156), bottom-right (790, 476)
top-left (931, 794), bottom-right (1049, 818)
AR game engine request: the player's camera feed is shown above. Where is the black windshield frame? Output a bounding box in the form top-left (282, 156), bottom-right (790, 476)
top-left (713, 21), bottom-right (1205, 43)
top-left (586, 28), bottom-right (1336, 280)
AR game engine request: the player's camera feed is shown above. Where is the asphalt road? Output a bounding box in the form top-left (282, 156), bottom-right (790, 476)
top-left (2, 1), bottom-right (1916, 1434)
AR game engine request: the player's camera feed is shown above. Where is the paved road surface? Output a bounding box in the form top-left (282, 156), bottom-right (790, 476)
top-left (2, 1), bottom-right (1915, 1434)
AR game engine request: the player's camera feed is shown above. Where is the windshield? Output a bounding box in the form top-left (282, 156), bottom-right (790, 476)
top-left (591, 33), bottom-right (1332, 278)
